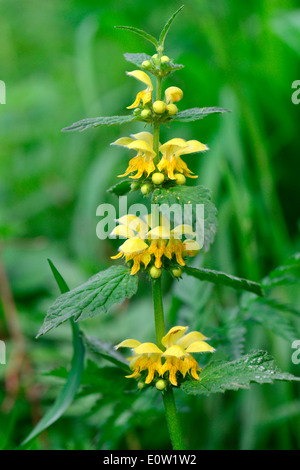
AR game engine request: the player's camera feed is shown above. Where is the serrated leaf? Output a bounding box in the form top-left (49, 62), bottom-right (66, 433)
top-left (173, 107), bottom-right (230, 123)
top-left (262, 252), bottom-right (300, 288)
top-left (159, 5), bottom-right (184, 48)
top-left (123, 52), bottom-right (184, 73)
top-left (61, 115), bottom-right (135, 132)
top-left (152, 185), bottom-right (217, 252)
top-left (183, 266), bottom-right (264, 297)
top-left (241, 293), bottom-right (299, 342)
top-left (181, 350), bottom-right (300, 396)
top-left (115, 26), bottom-right (158, 48)
top-left (124, 52), bottom-right (152, 68)
top-left (84, 335), bottom-right (131, 373)
top-left (37, 266), bottom-right (138, 337)
top-left (107, 179), bottom-right (132, 197)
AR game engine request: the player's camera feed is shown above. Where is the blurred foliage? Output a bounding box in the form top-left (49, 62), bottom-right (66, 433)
top-left (0, 0), bottom-right (300, 450)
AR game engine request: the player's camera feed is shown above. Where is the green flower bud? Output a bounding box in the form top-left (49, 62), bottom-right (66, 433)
top-left (130, 181), bottom-right (140, 191)
top-left (171, 267), bottom-right (182, 278)
top-left (151, 53), bottom-right (160, 66)
top-left (156, 379), bottom-right (167, 391)
top-left (161, 55), bottom-right (170, 63)
top-left (153, 100), bottom-right (166, 115)
top-left (166, 104), bottom-right (178, 116)
top-left (142, 60), bottom-right (152, 70)
top-left (138, 380), bottom-right (146, 390)
top-left (141, 109), bottom-right (152, 119)
top-left (152, 172), bottom-right (165, 185)
top-left (175, 173), bottom-right (186, 185)
top-left (141, 183), bottom-right (151, 195)
top-left (150, 266), bottom-right (162, 279)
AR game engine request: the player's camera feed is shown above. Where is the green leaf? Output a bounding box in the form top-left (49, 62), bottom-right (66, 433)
top-left (84, 335), bottom-right (131, 373)
top-left (19, 261), bottom-right (85, 448)
top-left (107, 179), bottom-right (132, 197)
top-left (241, 293), bottom-right (299, 342)
top-left (124, 52), bottom-right (152, 68)
top-left (183, 266), bottom-right (264, 297)
top-left (152, 185), bottom-right (217, 251)
top-left (115, 26), bottom-right (158, 48)
top-left (159, 5), bottom-right (184, 48)
top-left (262, 252), bottom-right (300, 288)
top-left (37, 266), bottom-right (138, 337)
top-left (61, 115), bottom-right (135, 132)
top-left (173, 107), bottom-right (230, 123)
top-left (181, 350), bottom-right (300, 396)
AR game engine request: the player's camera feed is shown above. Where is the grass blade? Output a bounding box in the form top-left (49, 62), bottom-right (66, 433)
top-left (18, 260), bottom-right (85, 448)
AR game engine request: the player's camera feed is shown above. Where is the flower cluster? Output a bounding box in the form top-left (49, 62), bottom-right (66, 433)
top-left (115, 326), bottom-right (215, 387)
top-left (110, 214), bottom-right (200, 275)
top-left (112, 69), bottom-right (208, 181)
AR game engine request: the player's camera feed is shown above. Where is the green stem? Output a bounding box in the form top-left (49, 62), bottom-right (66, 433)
top-left (152, 278), bottom-right (165, 348)
top-left (151, 277), bottom-right (186, 450)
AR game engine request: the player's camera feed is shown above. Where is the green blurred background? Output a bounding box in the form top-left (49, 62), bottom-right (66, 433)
top-left (0, 0), bottom-right (300, 450)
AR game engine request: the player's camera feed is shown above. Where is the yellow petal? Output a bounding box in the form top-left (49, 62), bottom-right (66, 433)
top-left (161, 326), bottom-right (188, 348)
top-left (120, 238), bottom-right (148, 255)
top-left (134, 342), bottom-right (163, 355)
top-left (115, 339), bottom-right (141, 349)
top-left (162, 345), bottom-right (186, 358)
top-left (147, 226), bottom-right (171, 239)
top-left (159, 138), bottom-right (187, 154)
top-left (165, 86), bottom-right (183, 104)
top-left (182, 239), bottom-right (201, 256)
top-left (111, 137), bottom-right (134, 147)
top-left (117, 215), bottom-right (141, 227)
top-left (110, 225), bottom-right (135, 239)
top-left (171, 224), bottom-right (196, 239)
top-left (126, 70), bottom-right (153, 88)
top-left (185, 341), bottom-right (215, 353)
top-left (131, 132), bottom-right (153, 148)
top-left (177, 332), bottom-right (208, 349)
top-left (127, 139), bottom-right (156, 156)
top-left (180, 140), bottom-right (208, 155)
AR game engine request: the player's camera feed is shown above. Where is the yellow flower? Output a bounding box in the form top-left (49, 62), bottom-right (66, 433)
top-left (111, 215), bottom-right (201, 274)
top-left (126, 70), bottom-right (153, 109)
top-left (112, 132), bottom-right (156, 179)
top-left (158, 138), bottom-right (208, 180)
top-left (110, 215), bottom-right (151, 275)
top-left (164, 86), bottom-right (183, 104)
top-left (115, 326), bottom-right (215, 386)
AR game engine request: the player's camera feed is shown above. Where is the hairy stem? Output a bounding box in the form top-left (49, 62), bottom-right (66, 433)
top-left (151, 277), bottom-right (185, 450)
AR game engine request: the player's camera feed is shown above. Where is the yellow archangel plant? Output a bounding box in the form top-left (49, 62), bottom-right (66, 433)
top-left (25, 5), bottom-right (300, 453)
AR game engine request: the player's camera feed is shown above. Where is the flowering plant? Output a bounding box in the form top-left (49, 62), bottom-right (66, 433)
top-left (19, 6), bottom-right (300, 450)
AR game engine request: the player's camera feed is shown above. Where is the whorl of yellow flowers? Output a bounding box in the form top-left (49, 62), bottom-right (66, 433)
top-left (115, 326), bottom-right (215, 387)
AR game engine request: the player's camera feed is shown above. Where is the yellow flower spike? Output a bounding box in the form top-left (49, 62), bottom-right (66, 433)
top-left (126, 70), bottom-right (153, 109)
top-left (158, 138), bottom-right (208, 180)
top-left (165, 86), bottom-right (183, 104)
